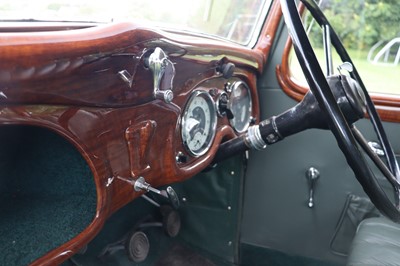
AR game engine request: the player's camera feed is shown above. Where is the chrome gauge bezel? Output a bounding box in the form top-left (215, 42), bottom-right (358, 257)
top-left (181, 90), bottom-right (217, 157)
top-left (228, 81), bottom-right (253, 133)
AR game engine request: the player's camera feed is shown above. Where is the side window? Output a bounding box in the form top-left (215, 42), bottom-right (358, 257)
top-left (290, 1), bottom-right (400, 95)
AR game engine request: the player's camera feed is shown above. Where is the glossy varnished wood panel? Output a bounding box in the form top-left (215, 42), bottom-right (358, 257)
top-left (0, 1), bottom-right (284, 264)
top-left (0, 28), bottom-right (262, 266)
top-left (0, 75), bottom-right (254, 265)
top-left (0, 22), bottom-right (266, 108)
top-left (253, 0), bottom-right (283, 72)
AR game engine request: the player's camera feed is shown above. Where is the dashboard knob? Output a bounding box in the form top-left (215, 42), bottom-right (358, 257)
top-left (218, 62), bottom-right (235, 79)
top-left (154, 89), bottom-right (174, 103)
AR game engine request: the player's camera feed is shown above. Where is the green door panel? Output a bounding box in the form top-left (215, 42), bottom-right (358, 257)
top-left (240, 24), bottom-right (400, 264)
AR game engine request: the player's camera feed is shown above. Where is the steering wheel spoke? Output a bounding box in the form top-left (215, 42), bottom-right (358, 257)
top-left (352, 125), bottom-right (400, 209)
top-left (322, 24), bottom-right (333, 76)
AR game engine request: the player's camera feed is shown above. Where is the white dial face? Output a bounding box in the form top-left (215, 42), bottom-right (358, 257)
top-left (181, 91), bottom-right (217, 157)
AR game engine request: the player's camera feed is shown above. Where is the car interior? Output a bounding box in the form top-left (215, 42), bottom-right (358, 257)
top-left (0, 0), bottom-right (399, 265)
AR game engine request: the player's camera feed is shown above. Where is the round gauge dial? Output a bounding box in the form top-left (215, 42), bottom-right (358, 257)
top-left (181, 91), bottom-right (217, 157)
top-left (228, 81), bottom-right (253, 133)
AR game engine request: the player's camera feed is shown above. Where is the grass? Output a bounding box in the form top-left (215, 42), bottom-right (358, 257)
top-left (290, 48), bottom-right (400, 95)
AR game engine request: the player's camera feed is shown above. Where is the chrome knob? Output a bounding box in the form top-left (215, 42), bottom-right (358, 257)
top-left (337, 62), bottom-right (353, 74)
top-left (133, 177), bottom-right (180, 209)
top-left (368, 141), bottom-right (385, 157)
top-left (154, 89), bottom-right (174, 103)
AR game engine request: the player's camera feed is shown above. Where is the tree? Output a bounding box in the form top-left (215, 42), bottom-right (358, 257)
top-left (308, 0), bottom-right (400, 51)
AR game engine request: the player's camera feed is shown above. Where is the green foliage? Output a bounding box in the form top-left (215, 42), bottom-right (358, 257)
top-left (308, 0), bottom-right (400, 50)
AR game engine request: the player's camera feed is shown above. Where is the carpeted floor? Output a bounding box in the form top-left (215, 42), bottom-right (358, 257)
top-left (0, 126), bottom-right (97, 265)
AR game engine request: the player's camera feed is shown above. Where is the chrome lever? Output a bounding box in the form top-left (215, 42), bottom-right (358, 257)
top-left (306, 167), bottom-right (320, 208)
top-left (134, 177), bottom-right (180, 209)
top-left (145, 47), bottom-right (175, 103)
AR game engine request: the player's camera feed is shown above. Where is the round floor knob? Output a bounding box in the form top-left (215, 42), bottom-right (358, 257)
top-left (125, 231), bottom-right (150, 262)
top-left (162, 206), bottom-right (181, 237)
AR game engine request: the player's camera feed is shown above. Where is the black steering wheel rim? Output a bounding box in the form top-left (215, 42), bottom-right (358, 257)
top-left (280, 0), bottom-right (400, 222)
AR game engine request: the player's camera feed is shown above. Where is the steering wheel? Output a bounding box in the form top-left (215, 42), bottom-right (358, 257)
top-left (280, 0), bottom-right (400, 222)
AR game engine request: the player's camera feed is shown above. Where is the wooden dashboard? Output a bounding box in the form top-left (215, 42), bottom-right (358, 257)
top-left (0, 2), bottom-right (283, 265)
top-left (0, 2), bottom-right (284, 261)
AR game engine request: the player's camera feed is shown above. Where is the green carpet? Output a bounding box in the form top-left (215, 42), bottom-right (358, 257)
top-left (0, 126), bottom-right (97, 265)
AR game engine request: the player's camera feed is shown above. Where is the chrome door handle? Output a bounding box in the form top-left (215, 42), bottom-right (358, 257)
top-left (306, 167), bottom-right (320, 208)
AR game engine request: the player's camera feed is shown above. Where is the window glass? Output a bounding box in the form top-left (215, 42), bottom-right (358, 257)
top-left (290, 0), bottom-right (400, 95)
top-left (0, 0), bottom-right (270, 46)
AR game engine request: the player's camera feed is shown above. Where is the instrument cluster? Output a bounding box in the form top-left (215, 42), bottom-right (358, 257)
top-left (180, 79), bottom-right (253, 158)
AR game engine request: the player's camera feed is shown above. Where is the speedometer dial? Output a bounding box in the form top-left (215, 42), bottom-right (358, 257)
top-left (228, 81), bottom-right (252, 133)
top-left (181, 91), bottom-right (217, 157)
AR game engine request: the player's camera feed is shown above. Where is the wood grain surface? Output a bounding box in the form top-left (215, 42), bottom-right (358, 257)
top-left (0, 1), bottom-right (283, 263)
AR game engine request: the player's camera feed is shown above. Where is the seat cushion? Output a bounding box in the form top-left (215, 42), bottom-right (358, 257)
top-left (347, 216), bottom-right (400, 266)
